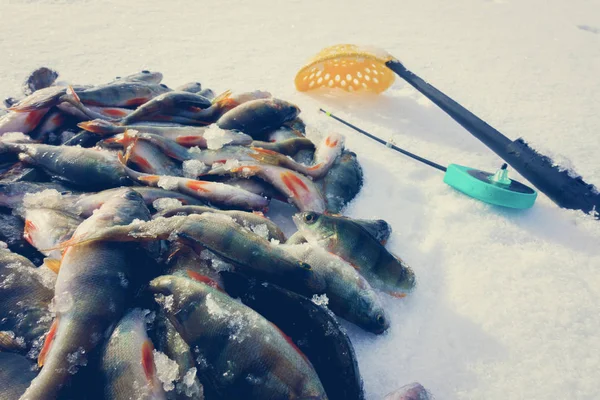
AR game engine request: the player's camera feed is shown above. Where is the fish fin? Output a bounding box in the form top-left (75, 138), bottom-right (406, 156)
top-left (249, 147), bottom-right (283, 166)
top-left (211, 89), bottom-right (232, 105)
top-left (138, 175), bottom-right (160, 185)
top-left (141, 339), bottom-right (156, 384)
top-left (386, 291), bottom-right (407, 299)
top-left (280, 171), bottom-right (309, 197)
top-left (77, 120), bottom-right (115, 134)
top-left (23, 219), bottom-right (36, 246)
top-left (186, 180), bottom-right (210, 192)
top-left (229, 165), bottom-right (260, 175)
top-left (324, 136), bottom-right (339, 148)
top-left (66, 85), bottom-right (81, 103)
top-left (175, 136), bottom-right (207, 147)
top-left (186, 270), bottom-right (224, 292)
top-left (43, 258), bottom-right (61, 274)
top-left (38, 318), bottom-right (59, 367)
top-left (307, 162), bottom-right (324, 171)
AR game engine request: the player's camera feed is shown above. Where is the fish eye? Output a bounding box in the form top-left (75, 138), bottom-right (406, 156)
top-left (300, 262), bottom-right (311, 270)
top-left (377, 315), bottom-right (386, 326)
top-left (160, 84), bottom-right (168, 89)
top-left (141, 70), bottom-right (150, 73)
top-left (115, 76), bottom-right (121, 80)
top-left (304, 212), bottom-right (317, 224)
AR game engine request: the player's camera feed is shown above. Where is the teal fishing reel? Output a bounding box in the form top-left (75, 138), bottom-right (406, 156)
top-left (443, 163), bottom-right (537, 209)
top-left (321, 109), bottom-right (538, 210)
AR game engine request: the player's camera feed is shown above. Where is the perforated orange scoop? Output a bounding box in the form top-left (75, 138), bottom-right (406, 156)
top-left (294, 44), bottom-right (397, 93)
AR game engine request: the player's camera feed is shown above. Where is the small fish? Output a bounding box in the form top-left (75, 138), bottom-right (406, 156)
top-left (101, 309), bottom-right (167, 400)
top-left (21, 208), bottom-right (82, 262)
top-left (176, 90), bottom-right (272, 123)
top-left (22, 67), bottom-right (59, 95)
top-left (54, 213), bottom-right (324, 295)
top-left (76, 81), bottom-right (172, 108)
top-left (0, 246), bottom-right (54, 350)
top-left (80, 120), bottom-right (252, 148)
top-left (384, 383), bottom-right (432, 400)
top-left (0, 109), bottom-right (50, 135)
top-left (110, 70), bottom-right (164, 84)
top-left (309, 133), bottom-right (345, 179)
top-left (282, 243), bottom-right (389, 334)
top-left (121, 91), bottom-right (213, 125)
top-left (293, 212), bottom-right (416, 296)
top-left (221, 271), bottom-right (365, 400)
top-left (0, 142), bottom-right (130, 189)
top-left (156, 205), bottom-right (287, 242)
top-left (0, 212), bottom-right (45, 266)
top-left (0, 352), bottom-right (38, 400)
top-left (57, 102), bottom-right (133, 121)
top-left (68, 187), bottom-right (206, 217)
top-left (20, 189), bottom-right (151, 400)
top-left (117, 131), bottom-right (182, 176)
top-left (225, 162), bottom-right (327, 212)
top-left (150, 311), bottom-right (205, 400)
top-left (175, 82), bottom-right (202, 93)
top-left (288, 217), bottom-right (392, 245)
top-left (250, 137), bottom-right (315, 156)
top-left (222, 177), bottom-right (282, 200)
top-left (217, 98), bottom-right (300, 140)
top-left (9, 86), bottom-right (67, 112)
top-left (317, 150), bottom-right (363, 213)
top-left (149, 274), bottom-right (328, 400)
top-left (119, 154), bottom-right (269, 210)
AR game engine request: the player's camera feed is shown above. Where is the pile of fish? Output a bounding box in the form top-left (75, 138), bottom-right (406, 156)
top-left (0, 67), bottom-right (431, 400)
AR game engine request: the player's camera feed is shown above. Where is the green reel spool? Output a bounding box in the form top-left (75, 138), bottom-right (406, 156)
top-left (443, 163), bottom-right (537, 209)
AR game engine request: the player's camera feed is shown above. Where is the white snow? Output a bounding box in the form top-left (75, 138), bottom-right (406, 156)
top-left (2, 1), bottom-right (600, 399)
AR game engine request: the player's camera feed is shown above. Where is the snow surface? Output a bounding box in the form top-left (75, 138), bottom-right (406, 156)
top-left (2, 1), bottom-right (600, 399)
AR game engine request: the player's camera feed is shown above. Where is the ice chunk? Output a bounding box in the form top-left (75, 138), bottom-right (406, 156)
top-left (23, 189), bottom-right (65, 210)
top-left (152, 198), bottom-right (183, 212)
top-left (66, 346), bottom-right (87, 374)
top-left (250, 224), bottom-right (269, 240)
top-left (223, 159), bottom-right (241, 172)
top-left (177, 367), bottom-right (203, 398)
top-left (199, 249), bottom-right (232, 272)
top-left (204, 124), bottom-right (234, 149)
top-left (153, 350), bottom-right (179, 392)
top-left (183, 159), bottom-right (209, 178)
top-left (157, 176), bottom-right (180, 191)
top-left (155, 293), bottom-right (174, 312)
top-left (311, 293), bottom-right (329, 307)
top-left (1, 132), bottom-right (32, 142)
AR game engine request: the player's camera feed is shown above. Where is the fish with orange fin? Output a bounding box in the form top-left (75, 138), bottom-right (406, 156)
top-left (317, 150), bottom-right (363, 213)
top-left (287, 216), bottom-right (392, 245)
top-left (109, 70), bottom-right (164, 84)
top-left (117, 152), bottom-right (269, 211)
top-left (174, 90), bottom-right (272, 123)
top-left (120, 91), bottom-right (213, 125)
top-left (293, 212), bottom-right (416, 297)
top-left (21, 207), bottom-right (82, 264)
top-left (0, 142), bottom-right (130, 189)
top-left (219, 162), bottom-right (327, 212)
top-left (149, 274), bottom-right (328, 400)
top-left (216, 98), bottom-right (300, 140)
top-left (155, 205), bottom-right (287, 243)
top-left (250, 137), bottom-right (315, 157)
top-left (100, 308), bottom-right (167, 400)
top-left (282, 242), bottom-right (389, 334)
top-left (19, 189), bottom-right (151, 400)
top-left (175, 81), bottom-right (202, 93)
top-left (0, 246), bottom-right (54, 352)
top-left (0, 108), bottom-right (50, 135)
top-left (120, 131), bottom-right (182, 176)
top-left (48, 213), bottom-right (324, 297)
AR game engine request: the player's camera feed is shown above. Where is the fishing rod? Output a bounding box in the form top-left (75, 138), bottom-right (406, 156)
top-left (321, 109), bottom-right (538, 210)
top-left (296, 44), bottom-right (600, 216)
